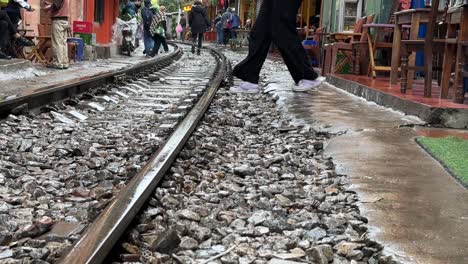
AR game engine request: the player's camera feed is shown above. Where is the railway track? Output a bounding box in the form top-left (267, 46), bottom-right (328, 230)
top-left (0, 43), bottom-right (228, 263)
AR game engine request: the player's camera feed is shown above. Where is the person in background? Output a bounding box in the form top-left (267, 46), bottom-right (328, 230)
top-left (295, 14), bottom-right (305, 28)
top-left (120, 1), bottom-right (137, 21)
top-left (158, 5), bottom-right (168, 52)
top-left (230, 0), bottom-right (325, 93)
top-left (2, 0), bottom-right (35, 30)
top-left (0, 9), bottom-right (34, 59)
top-left (179, 13), bottom-right (187, 41)
top-left (43, 0), bottom-right (70, 70)
top-left (221, 8), bottom-right (232, 45)
top-left (188, 0), bottom-right (209, 55)
top-left (245, 18), bottom-right (252, 30)
top-left (141, 0), bottom-right (154, 56)
top-left (230, 9), bottom-right (241, 39)
top-left (149, 5), bottom-right (165, 56)
top-left (214, 11), bottom-right (223, 45)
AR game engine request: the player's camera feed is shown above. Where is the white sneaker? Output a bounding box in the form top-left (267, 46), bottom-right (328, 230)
top-left (229, 82), bottom-right (260, 94)
top-left (293, 76), bottom-right (326, 92)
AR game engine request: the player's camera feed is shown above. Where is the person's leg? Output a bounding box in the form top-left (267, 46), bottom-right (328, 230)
top-left (0, 21), bottom-right (11, 59)
top-left (191, 33), bottom-right (197, 53)
top-left (197, 33), bottom-right (202, 49)
top-left (0, 10), bottom-right (16, 36)
top-left (162, 36), bottom-right (169, 52)
top-left (270, 0), bottom-right (318, 84)
top-left (51, 20), bottom-right (68, 68)
top-left (231, 0), bottom-right (273, 84)
top-left (151, 34), bottom-right (162, 56)
top-left (143, 30), bottom-right (153, 55)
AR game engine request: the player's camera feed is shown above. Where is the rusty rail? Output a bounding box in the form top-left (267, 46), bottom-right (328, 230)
top-left (58, 44), bottom-right (227, 264)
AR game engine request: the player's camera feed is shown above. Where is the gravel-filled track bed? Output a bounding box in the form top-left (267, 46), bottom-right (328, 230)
top-left (0, 46), bottom-right (220, 264)
top-left (111, 78), bottom-right (393, 264)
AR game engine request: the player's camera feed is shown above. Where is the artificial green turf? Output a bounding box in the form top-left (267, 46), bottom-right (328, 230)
top-left (417, 136), bottom-right (468, 185)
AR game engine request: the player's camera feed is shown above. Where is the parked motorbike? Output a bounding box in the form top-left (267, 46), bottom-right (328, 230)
top-left (121, 26), bottom-right (135, 56)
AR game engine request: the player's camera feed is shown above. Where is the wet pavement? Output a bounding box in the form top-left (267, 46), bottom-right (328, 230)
top-left (258, 62), bottom-right (468, 264)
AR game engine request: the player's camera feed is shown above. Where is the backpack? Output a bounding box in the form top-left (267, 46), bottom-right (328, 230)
top-left (0, 0), bottom-right (9, 8)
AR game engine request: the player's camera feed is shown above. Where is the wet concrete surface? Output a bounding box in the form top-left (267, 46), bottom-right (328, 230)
top-left (268, 79), bottom-right (468, 263)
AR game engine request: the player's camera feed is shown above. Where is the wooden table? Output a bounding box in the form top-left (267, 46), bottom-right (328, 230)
top-left (390, 8), bottom-right (442, 86)
top-left (28, 36), bottom-right (52, 64)
top-left (440, 4), bottom-right (468, 103)
top-left (363, 24), bottom-right (395, 78)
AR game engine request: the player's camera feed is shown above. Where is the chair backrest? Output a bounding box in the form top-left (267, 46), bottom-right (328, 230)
top-left (353, 16), bottom-right (367, 33)
top-left (38, 24), bottom-right (51, 36)
top-left (366, 13), bottom-right (376, 24)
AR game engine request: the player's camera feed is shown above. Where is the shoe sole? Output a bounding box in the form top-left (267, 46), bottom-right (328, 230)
top-left (229, 88), bottom-right (260, 94)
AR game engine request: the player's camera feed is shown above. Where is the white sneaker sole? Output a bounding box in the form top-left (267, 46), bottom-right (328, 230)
top-left (229, 87), bottom-right (260, 94)
top-left (293, 77), bottom-right (326, 92)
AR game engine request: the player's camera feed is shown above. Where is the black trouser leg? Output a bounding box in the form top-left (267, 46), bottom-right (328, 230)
top-left (0, 21), bottom-right (9, 49)
top-left (6, 11), bottom-right (20, 31)
top-left (223, 29), bottom-right (231, 45)
top-left (0, 10), bottom-right (16, 36)
top-left (232, 0), bottom-right (273, 84)
top-left (197, 33), bottom-right (202, 49)
top-left (271, 0), bottom-right (317, 83)
top-left (232, 0), bottom-right (317, 84)
top-left (161, 36), bottom-right (169, 52)
top-left (151, 34), bottom-right (162, 56)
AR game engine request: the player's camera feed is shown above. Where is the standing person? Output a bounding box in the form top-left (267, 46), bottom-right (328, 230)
top-left (230, 0), bottom-right (325, 93)
top-left (214, 11), bottom-right (223, 45)
top-left (43, 0), bottom-right (70, 70)
top-left (179, 13), bottom-right (187, 41)
top-left (188, 0), bottom-right (209, 55)
top-left (3, 0), bottom-right (35, 30)
top-left (149, 5), bottom-right (165, 56)
top-left (141, 0), bottom-right (154, 56)
top-left (158, 5), bottom-right (169, 52)
top-left (230, 10), bottom-right (241, 39)
top-left (0, 9), bottom-right (34, 59)
top-left (220, 8), bottom-right (232, 45)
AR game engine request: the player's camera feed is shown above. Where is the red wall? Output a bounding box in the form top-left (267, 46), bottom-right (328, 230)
top-left (84, 0), bottom-right (120, 44)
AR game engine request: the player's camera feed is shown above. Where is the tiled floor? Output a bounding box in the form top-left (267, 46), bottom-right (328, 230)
top-left (334, 74), bottom-right (468, 109)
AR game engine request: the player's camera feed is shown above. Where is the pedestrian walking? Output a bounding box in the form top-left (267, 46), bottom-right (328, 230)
top-left (179, 13), bottom-right (187, 41)
top-left (230, 0), bottom-right (325, 93)
top-left (141, 0), bottom-right (154, 56)
top-left (2, 0), bottom-right (35, 30)
top-left (149, 5), bottom-right (165, 57)
top-left (158, 5), bottom-right (169, 52)
top-left (43, 0), bottom-right (70, 69)
top-left (0, 9), bottom-right (34, 59)
top-left (220, 8), bottom-right (232, 45)
top-left (188, 0), bottom-right (209, 55)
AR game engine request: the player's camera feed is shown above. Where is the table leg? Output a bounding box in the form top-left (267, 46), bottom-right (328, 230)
top-left (453, 8), bottom-right (468, 103)
top-left (390, 23), bottom-right (401, 84)
top-left (407, 14), bottom-right (421, 90)
top-left (440, 23), bottom-right (456, 99)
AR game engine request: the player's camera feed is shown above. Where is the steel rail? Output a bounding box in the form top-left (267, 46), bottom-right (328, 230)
top-left (0, 44), bottom-right (182, 118)
top-left (58, 45), bottom-right (227, 264)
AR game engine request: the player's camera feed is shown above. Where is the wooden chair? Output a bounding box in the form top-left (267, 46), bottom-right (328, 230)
top-left (322, 15), bottom-right (375, 76)
top-left (400, 0), bottom-right (454, 96)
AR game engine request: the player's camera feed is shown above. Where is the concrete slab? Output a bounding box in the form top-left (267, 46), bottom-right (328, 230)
top-left (327, 75), bottom-right (468, 129)
top-left (0, 59), bottom-right (32, 74)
